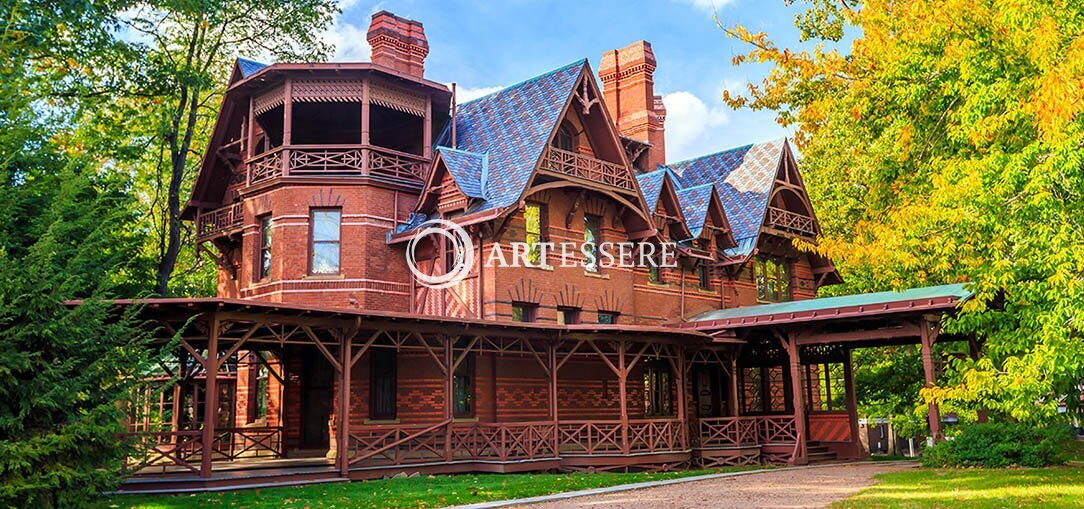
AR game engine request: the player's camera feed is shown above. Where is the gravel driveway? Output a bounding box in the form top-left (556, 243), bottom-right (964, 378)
top-left (515, 462), bottom-right (916, 509)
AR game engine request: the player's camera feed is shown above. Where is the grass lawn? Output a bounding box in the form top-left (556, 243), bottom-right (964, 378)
top-left (834, 466), bottom-right (1084, 508)
top-left (97, 466), bottom-right (762, 509)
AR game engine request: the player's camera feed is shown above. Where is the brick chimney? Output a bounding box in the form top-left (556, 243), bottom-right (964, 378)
top-left (367, 11), bottom-right (429, 78)
top-left (599, 41), bottom-right (666, 170)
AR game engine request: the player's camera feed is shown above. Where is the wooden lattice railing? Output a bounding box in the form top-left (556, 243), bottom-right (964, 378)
top-left (347, 420), bottom-right (451, 466)
top-left (347, 420), bottom-right (559, 467)
top-left (766, 206), bottom-right (817, 236)
top-left (123, 430), bottom-right (203, 474)
top-left (540, 146), bottom-right (635, 191)
top-left (449, 422), bottom-right (557, 461)
top-left (211, 426), bottom-right (284, 461)
top-left (245, 145), bottom-right (428, 186)
top-left (758, 416), bottom-right (800, 443)
top-left (557, 420), bottom-right (624, 454)
top-left (696, 416), bottom-right (759, 448)
top-left (195, 202), bottom-right (244, 242)
top-left (557, 419), bottom-right (686, 455)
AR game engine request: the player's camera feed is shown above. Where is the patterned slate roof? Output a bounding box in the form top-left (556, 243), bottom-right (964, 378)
top-left (669, 138), bottom-right (786, 256)
top-left (675, 183), bottom-right (715, 238)
top-left (635, 169), bottom-right (667, 212)
top-left (436, 147), bottom-right (487, 198)
top-left (236, 58), bottom-right (268, 78)
top-left (437, 60), bottom-right (586, 214)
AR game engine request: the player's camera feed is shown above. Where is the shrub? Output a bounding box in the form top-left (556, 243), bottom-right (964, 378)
top-left (921, 422), bottom-right (1073, 468)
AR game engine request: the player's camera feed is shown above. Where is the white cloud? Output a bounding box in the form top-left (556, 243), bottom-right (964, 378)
top-left (673, 0), bottom-right (738, 15)
top-left (323, 18), bottom-right (371, 62)
top-left (452, 85), bottom-right (505, 104)
top-left (662, 91), bottom-right (732, 162)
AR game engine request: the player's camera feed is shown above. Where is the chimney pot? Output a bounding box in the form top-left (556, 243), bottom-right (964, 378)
top-left (367, 11), bottom-right (429, 78)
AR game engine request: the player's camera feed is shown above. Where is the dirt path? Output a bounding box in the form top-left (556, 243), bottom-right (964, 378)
top-left (515, 462), bottom-right (916, 509)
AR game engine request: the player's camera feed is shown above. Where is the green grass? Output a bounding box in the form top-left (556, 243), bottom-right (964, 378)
top-left (97, 467), bottom-right (763, 509)
top-left (834, 466), bottom-right (1084, 508)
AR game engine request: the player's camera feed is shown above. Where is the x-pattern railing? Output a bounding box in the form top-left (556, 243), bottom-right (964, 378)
top-left (211, 427), bottom-right (283, 461)
top-left (557, 420), bottom-right (624, 454)
top-left (767, 207), bottom-right (816, 236)
top-left (245, 145), bottom-right (428, 186)
top-left (695, 416), bottom-right (798, 448)
top-left (124, 430), bottom-right (202, 474)
top-left (541, 147), bottom-right (635, 191)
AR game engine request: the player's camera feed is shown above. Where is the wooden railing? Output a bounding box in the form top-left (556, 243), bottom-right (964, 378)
top-left (348, 420), bottom-right (559, 467)
top-left (123, 430), bottom-right (203, 474)
top-left (450, 422), bottom-right (557, 461)
top-left (195, 202), bottom-right (244, 241)
top-left (211, 426), bottom-right (284, 461)
top-left (695, 415), bottom-right (798, 448)
top-left (766, 206), bottom-right (816, 236)
top-left (557, 419), bottom-right (686, 455)
top-left (539, 146), bottom-right (635, 191)
top-left (245, 145), bottom-right (428, 186)
top-left (347, 420), bottom-right (450, 466)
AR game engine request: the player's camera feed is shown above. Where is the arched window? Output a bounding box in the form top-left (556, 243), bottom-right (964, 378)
top-left (554, 124), bottom-right (574, 151)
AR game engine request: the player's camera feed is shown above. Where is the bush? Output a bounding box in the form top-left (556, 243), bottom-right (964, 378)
top-left (921, 422), bottom-right (1073, 468)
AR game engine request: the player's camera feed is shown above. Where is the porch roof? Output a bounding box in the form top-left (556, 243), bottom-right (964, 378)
top-left (677, 283), bottom-right (971, 330)
top-left (91, 298), bottom-right (718, 342)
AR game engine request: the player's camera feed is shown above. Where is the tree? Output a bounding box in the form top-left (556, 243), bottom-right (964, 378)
top-left (115, 0), bottom-right (337, 296)
top-left (723, 0), bottom-right (1084, 424)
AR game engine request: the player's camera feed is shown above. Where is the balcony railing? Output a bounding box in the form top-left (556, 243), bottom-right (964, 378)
top-left (245, 145), bottom-right (428, 186)
top-left (766, 207), bottom-right (817, 236)
top-left (540, 146), bottom-right (635, 192)
top-left (195, 202), bottom-right (244, 242)
top-left (694, 415), bottom-right (799, 448)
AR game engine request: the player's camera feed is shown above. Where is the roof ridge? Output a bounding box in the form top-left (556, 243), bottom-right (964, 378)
top-left (676, 182), bottom-right (715, 193)
top-left (667, 143), bottom-right (755, 167)
top-left (436, 146), bottom-right (486, 157)
top-left (458, 59), bottom-right (588, 106)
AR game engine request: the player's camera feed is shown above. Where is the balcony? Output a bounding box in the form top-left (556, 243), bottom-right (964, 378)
top-left (539, 146), bottom-right (635, 192)
top-left (766, 206), bottom-right (817, 237)
top-left (245, 145), bottom-right (429, 187)
top-left (195, 203), bottom-right (244, 242)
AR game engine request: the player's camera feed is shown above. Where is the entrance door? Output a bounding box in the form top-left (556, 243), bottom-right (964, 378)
top-left (694, 366), bottom-right (727, 418)
top-left (301, 349), bottom-right (333, 451)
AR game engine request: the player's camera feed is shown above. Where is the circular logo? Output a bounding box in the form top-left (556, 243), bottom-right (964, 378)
top-left (406, 219), bottom-right (475, 289)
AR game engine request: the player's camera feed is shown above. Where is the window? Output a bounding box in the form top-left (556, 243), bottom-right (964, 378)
top-left (644, 362), bottom-right (673, 416)
top-left (554, 124), bottom-right (574, 151)
top-left (583, 214), bottom-right (601, 273)
top-left (755, 256), bottom-right (791, 302)
top-left (452, 350), bottom-right (475, 418)
top-left (557, 307), bottom-right (581, 325)
top-left (370, 349), bottom-right (397, 420)
top-left (524, 203), bottom-right (546, 265)
top-left (511, 302), bottom-right (537, 322)
top-left (648, 264), bottom-right (661, 283)
top-left (246, 353), bottom-right (270, 423)
top-left (698, 263), bottom-right (711, 290)
top-left (598, 311), bottom-right (619, 325)
top-left (310, 209), bottom-right (342, 274)
top-left (258, 215), bottom-right (272, 280)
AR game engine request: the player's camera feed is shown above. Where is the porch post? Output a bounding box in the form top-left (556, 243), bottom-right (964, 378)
top-left (282, 78), bottom-right (293, 177)
top-left (444, 335), bottom-right (453, 462)
top-left (338, 330), bottom-right (352, 477)
top-left (200, 313), bottom-right (219, 478)
top-left (784, 332), bottom-right (808, 465)
top-left (920, 318), bottom-right (942, 441)
top-left (843, 348), bottom-right (863, 459)
top-left (360, 78), bottom-right (370, 174)
top-left (617, 340), bottom-right (629, 455)
top-left (675, 347), bottom-right (688, 448)
top-left (423, 93), bottom-right (432, 159)
top-left (728, 353), bottom-right (740, 417)
top-left (548, 340), bottom-right (559, 456)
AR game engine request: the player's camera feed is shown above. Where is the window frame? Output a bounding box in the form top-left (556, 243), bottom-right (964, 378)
top-left (698, 262), bottom-right (711, 290)
top-left (554, 123), bottom-right (575, 151)
top-left (597, 311), bottom-right (619, 325)
top-left (583, 213), bottom-right (602, 273)
top-left (511, 302), bottom-right (537, 323)
top-left (556, 306), bottom-right (581, 325)
top-left (257, 214), bottom-right (273, 281)
top-left (524, 202), bottom-right (547, 266)
top-left (643, 361), bottom-right (674, 417)
top-left (370, 348), bottom-right (397, 421)
top-left (309, 208), bottom-right (342, 275)
top-left (452, 351), bottom-right (475, 418)
top-left (755, 256), bottom-right (791, 302)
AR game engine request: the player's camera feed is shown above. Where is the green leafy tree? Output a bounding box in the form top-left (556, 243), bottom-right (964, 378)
top-left (724, 0), bottom-right (1084, 425)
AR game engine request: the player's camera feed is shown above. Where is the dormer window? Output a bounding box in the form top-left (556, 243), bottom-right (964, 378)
top-left (554, 124), bottom-right (575, 151)
top-left (755, 256), bottom-right (791, 302)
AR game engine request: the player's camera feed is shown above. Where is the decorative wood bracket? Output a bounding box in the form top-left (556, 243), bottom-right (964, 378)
top-left (573, 79), bottom-right (599, 115)
top-left (565, 189), bottom-right (586, 228)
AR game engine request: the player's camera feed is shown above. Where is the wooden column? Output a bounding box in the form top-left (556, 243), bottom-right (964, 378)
top-left (548, 342), bottom-right (558, 423)
top-left (782, 332), bottom-right (808, 465)
top-left (338, 330), bottom-right (352, 476)
top-left (245, 96), bottom-right (255, 187)
top-left (728, 353), bottom-right (740, 417)
top-left (843, 348), bottom-right (863, 459)
top-left (282, 78), bottom-right (293, 176)
top-left (675, 347), bottom-right (688, 448)
top-left (423, 93), bottom-right (432, 159)
top-left (617, 341), bottom-right (629, 455)
top-left (200, 314), bottom-right (219, 478)
top-left (360, 79), bottom-right (370, 175)
top-left (443, 336), bottom-right (453, 462)
top-left (920, 319), bottom-right (942, 441)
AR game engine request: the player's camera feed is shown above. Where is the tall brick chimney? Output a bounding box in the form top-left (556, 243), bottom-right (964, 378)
top-left (599, 41), bottom-right (666, 170)
top-left (367, 11), bottom-right (429, 78)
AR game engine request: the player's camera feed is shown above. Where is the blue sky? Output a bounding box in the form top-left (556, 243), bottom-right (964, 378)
top-left (327, 0), bottom-right (809, 162)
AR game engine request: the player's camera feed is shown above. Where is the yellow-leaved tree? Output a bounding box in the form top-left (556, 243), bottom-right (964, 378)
top-left (725, 0), bottom-right (1084, 423)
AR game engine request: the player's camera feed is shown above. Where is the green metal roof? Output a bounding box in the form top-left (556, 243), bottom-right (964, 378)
top-left (689, 283), bottom-right (972, 324)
